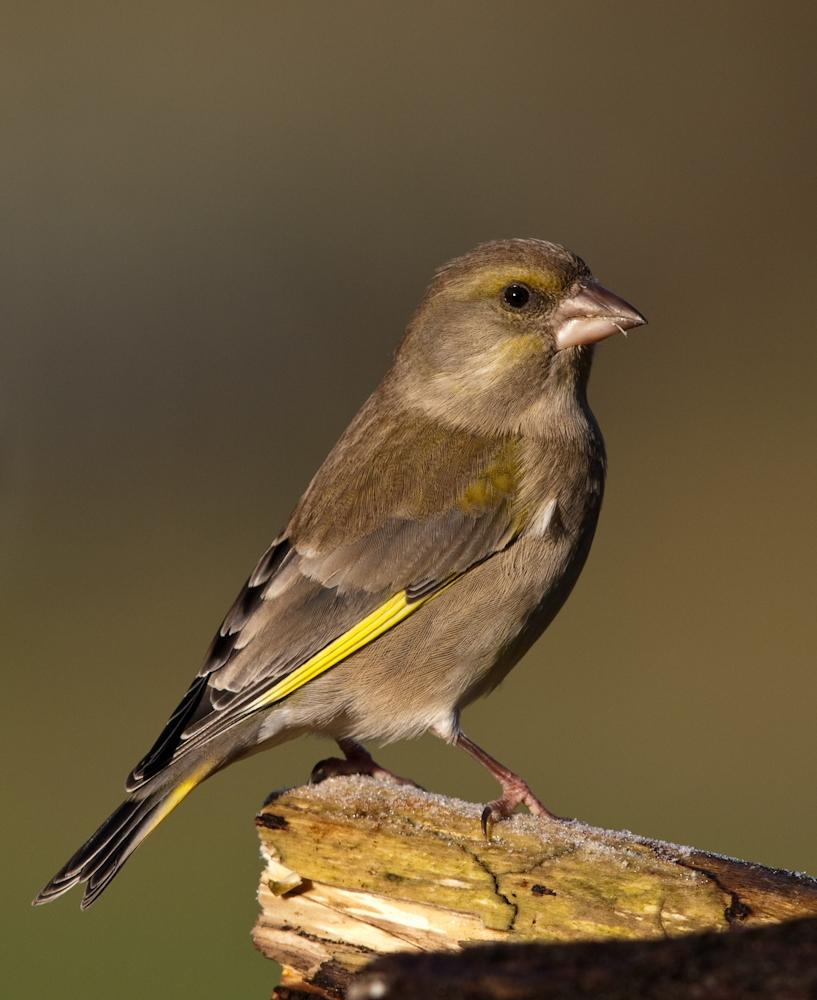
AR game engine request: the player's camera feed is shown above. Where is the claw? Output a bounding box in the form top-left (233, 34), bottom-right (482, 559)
top-left (309, 756), bottom-right (347, 785)
top-left (310, 739), bottom-right (420, 788)
top-left (454, 731), bottom-right (567, 837)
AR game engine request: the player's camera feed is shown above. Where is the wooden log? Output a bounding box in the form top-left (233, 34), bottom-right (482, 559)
top-left (349, 918), bottom-right (817, 999)
top-left (252, 777), bottom-right (817, 998)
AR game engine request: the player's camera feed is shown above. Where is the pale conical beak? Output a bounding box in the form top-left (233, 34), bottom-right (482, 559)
top-left (553, 281), bottom-right (647, 350)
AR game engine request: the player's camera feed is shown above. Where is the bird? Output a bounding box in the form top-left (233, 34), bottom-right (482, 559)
top-left (34, 238), bottom-right (646, 909)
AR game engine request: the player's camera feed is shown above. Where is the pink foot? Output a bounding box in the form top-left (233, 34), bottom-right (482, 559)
top-left (310, 738), bottom-right (420, 788)
top-left (480, 775), bottom-right (564, 836)
top-left (453, 732), bottom-right (567, 836)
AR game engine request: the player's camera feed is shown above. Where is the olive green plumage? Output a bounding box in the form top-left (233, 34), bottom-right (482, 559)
top-left (34, 239), bottom-right (646, 908)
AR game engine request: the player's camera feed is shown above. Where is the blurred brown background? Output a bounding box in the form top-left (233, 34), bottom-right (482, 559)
top-left (3, 1), bottom-right (815, 996)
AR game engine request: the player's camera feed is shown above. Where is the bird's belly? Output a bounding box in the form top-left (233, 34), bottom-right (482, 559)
top-left (277, 527), bottom-right (593, 746)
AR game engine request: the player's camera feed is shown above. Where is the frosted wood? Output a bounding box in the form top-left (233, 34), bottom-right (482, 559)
top-left (252, 778), bottom-right (817, 997)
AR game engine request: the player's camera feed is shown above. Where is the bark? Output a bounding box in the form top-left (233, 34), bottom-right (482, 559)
top-left (252, 778), bottom-right (817, 999)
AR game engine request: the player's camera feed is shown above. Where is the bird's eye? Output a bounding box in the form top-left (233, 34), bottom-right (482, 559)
top-left (502, 283), bottom-right (530, 308)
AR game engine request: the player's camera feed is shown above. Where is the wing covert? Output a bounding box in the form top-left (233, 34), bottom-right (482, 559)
top-left (127, 413), bottom-right (536, 790)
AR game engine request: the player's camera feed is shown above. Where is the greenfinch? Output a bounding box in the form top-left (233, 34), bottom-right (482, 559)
top-left (35, 239), bottom-right (646, 908)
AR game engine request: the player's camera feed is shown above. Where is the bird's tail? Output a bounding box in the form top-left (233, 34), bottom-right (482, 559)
top-left (33, 776), bottom-right (200, 909)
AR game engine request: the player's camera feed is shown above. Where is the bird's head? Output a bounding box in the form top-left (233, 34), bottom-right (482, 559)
top-left (392, 239), bottom-right (646, 435)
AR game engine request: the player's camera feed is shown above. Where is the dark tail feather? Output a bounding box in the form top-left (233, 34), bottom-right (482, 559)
top-left (33, 778), bottom-right (198, 909)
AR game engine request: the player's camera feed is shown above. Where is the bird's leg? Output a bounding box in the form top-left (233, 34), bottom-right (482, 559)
top-left (309, 737), bottom-right (419, 787)
top-left (454, 732), bottom-right (566, 836)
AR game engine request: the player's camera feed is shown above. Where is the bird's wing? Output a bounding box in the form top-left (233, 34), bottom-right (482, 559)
top-left (127, 413), bottom-right (535, 790)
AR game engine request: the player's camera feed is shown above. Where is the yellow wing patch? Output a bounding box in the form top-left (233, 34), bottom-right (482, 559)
top-left (141, 769), bottom-right (208, 841)
top-left (246, 579), bottom-right (458, 713)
